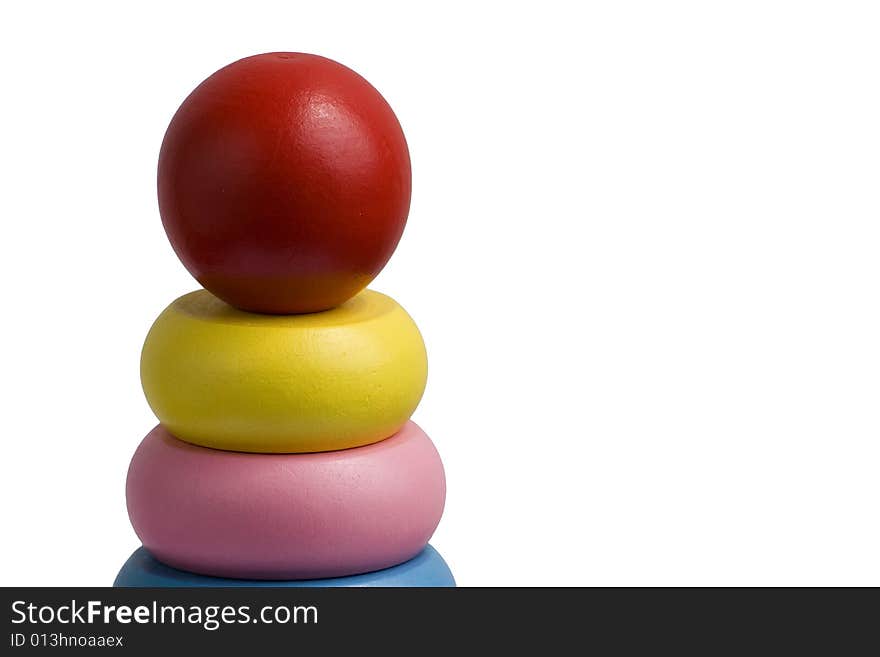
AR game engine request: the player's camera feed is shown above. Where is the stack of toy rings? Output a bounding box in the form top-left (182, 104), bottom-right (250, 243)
top-left (114, 52), bottom-right (453, 587)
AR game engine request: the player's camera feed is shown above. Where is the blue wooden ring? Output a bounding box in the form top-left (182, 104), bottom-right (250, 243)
top-left (114, 545), bottom-right (455, 587)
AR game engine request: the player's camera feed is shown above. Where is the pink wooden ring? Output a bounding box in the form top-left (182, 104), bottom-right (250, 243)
top-left (126, 422), bottom-right (445, 580)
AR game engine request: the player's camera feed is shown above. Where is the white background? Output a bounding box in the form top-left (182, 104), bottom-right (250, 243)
top-left (1, 1), bottom-right (878, 586)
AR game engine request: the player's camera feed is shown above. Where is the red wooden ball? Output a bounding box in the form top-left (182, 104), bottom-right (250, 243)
top-left (158, 53), bottom-right (412, 314)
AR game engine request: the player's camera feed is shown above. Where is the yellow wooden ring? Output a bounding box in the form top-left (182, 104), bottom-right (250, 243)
top-left (141, 289), bottom-right (428, 453)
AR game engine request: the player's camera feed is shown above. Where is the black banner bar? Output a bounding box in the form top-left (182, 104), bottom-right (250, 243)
top-left (1, 588), bottom-right (875, 653)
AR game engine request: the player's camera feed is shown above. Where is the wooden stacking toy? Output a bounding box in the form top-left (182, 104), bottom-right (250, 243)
top-left (116, 52), bottom-right (453, 587)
